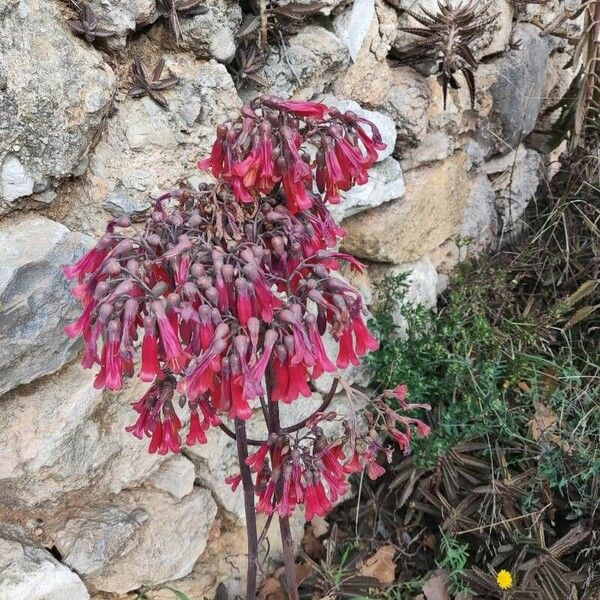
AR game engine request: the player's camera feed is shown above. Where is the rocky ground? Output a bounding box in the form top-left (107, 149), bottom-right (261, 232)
top-left (0, 0), bottom-right (578, 597)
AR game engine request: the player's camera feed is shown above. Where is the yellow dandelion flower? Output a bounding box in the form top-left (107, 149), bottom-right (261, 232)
top-left (496, 569), bottom-right (513, 590)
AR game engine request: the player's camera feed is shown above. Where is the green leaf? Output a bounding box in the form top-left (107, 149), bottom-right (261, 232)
top-left (163, 587), bottom-right (193, 600)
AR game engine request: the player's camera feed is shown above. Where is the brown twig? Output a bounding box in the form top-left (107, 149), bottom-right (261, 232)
top-left (281, 377), bottom-right (339, 434)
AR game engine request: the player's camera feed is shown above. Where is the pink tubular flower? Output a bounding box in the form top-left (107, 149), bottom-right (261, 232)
top-left (63, 241), bottom-right (110, 282)
top-left (151, 300), bottom-right (190, 372)
top-left (263, 97), bottom-right (328, 119)
top-left (336, 328), bottom-right (360, 369)
top-left (256, 476), bottom-right (276, 514)
top-left (186, 409), bottom-right (208, 446)
top-left (94, 320), bottom-right (123, 390)
top-left (225, 473), bottom-right (242, 492)
top-left (352, 314), bottom-right (379, 356)
top-left (245, 440), bottom-right (271, 472)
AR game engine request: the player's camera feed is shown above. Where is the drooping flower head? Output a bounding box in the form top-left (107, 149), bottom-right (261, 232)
top-left (64, 95), bottom-right (430, 522)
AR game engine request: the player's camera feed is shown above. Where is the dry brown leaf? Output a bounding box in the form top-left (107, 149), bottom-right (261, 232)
top-left (528, 400), bottom-right (558, 441)
top-left (258, 575), bottom-right (284, 600)
top-left (518, 381), bottom-right (531, 393)
top-left (422, 569), bottom-right (451, 600)
top-left (359, 544), bottom-right (396, 585)
top-left (302, 524), bottom-right (325, 560)
top-left (258, 563), bottom-right (314, 600)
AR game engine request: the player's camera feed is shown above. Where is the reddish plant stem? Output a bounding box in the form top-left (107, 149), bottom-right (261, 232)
top-left (266, 371), bottom-right (300, 600)
top-left (219, 422), bottom-right (264, 446)
top-left (281, 377), bottom-right (339, 434)
top-left (235, 417), bottom-right (259, 600)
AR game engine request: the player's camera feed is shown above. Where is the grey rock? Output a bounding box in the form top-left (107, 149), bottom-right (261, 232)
top-left (54, 488), bottom-right (217, 594)
top-left (330, 157), bottom-right (405, 222)
top-left (1, 155), bottom-right (35, 202)
top-left (382, 67), bottom-right (431, 152)
top-left (146, 455), bottom-right (196, 499)
top-left (242, 26), bottom-right (349, 100)
top-left (84, 0), bottom-right (157, 47)
top-left (485, 146), bottom-right (544, 231)
top-left (333, 0), bottom-right (376, 62)
top-left (105, 190), bottom-right (152, 219)
top-left (0, 362), bottom-right (167, 508)
top-left (0, 524), bottom-right (89, 600)
top-left (0, 0), bottom-right (116, 214)
top-left (282, 0), bottom-right (345, 15)
top-left (50, 57), bottom-right (241, 236)
top-left (0, 215), bottom-right (92, 395)
top-left (148, 0), bottom-right (241, 63)
top-left (178, 0), bottom-right (242, 63)
top-left (490, 24), bottom-right (552, 149)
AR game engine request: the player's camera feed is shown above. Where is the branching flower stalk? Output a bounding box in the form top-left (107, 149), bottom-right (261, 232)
top-left (63, 96), bottom-right (431, 598)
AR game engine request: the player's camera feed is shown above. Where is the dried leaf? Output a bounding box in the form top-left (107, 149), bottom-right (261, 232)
top-left (528, 400), bottom-right (557, 441)
top-left (302, 525), bottom-right (324, 560)
top-left (422, 569), bottom-right (451, 600)
top-left (359, 544), bottom-right (396, 585)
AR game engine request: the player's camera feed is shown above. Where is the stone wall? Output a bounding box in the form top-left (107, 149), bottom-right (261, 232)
top-left (0, 0), bottom-right (575, 598)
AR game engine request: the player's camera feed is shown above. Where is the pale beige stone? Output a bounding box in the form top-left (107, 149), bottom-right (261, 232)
top-left (341, 152), bottom-right (497, 263)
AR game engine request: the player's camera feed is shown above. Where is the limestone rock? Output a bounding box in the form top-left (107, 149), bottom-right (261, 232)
top-left (0, 215), bottom-right (92, 395)
top-left (341, 151), bottom-right (497, 263)
top-left (330, 157), bottom-right (405, 222)
top-left (53, 488), bottom-right (217, 594)
top-left (490, 24), bottom-right (552, 150)
top-left (84, 0), bottom-right (157, 47)
top-left (146, 456), bottom-right (196, 500)
top-left (0, 524), bottom-right (89, 600)
top-left (331, 0), bottom-right (398, 107)
top-left (157, 0), bottom-right (242, 63)
top-left (104, 190), bottom-right (152, 220)
top-left (47, 56), bottom-right (241, 236)
top-left (0, 362), bottom-right (166, 509)
top-left (0, 0), bottom-right (115, 215)
top-left (242, 26), bottom-right (349, 100)
top-left (485, 146), bottom-right (544, 232)
top-left (280, 0), bottom-right (346, 16)
top-left (381, 67), bottom-right (431, 152)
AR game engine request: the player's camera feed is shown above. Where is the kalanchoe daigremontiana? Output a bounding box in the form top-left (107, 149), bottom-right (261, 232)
top-left (158, 0), bottom-right (209, 45)
top-left (67, 1), bottom-right (116, 44)
top-left (64, 96), bottom-right (430, 600)
top-left (392, 0), bottom-right (498, 109)
top-left (129, 58), bottom-right (179, 110)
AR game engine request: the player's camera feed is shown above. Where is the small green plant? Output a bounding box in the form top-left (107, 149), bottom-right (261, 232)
top-left (437, 531), bottom-right (472, 595)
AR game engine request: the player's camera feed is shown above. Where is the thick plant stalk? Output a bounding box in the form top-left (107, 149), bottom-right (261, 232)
top-left (235, 418), bottom-right (259, 600)
top-left (266, 387), bottom-right (300, 600)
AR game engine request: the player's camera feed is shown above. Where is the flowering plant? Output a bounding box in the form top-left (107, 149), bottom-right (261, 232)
top-left (64, 95), bottom-right (430, 598)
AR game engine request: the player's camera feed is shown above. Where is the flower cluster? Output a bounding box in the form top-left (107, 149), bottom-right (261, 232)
top-left (198, 96), bottom-right (386, 212)
top-left (64, 96), bottom-right (430, 519)
top-left (233, 385), bottom-right (431, 520)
